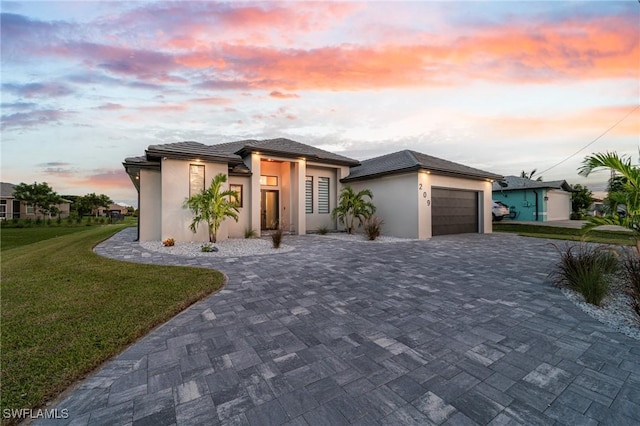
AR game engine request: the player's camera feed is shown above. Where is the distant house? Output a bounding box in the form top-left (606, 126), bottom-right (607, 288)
top-left (0, 182), bottom-right (71, 220)
top-left (492, 176), bottom-right (574, 222)
top-left (123, 138), bottom-right (503, 241)
top-left (97, 203), bottom-right (129, 216)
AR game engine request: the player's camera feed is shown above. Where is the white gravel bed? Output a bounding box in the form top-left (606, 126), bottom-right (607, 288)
top-left (561, 284), bottom-right (640, 341)
top-left (316, 232), bottom-right (417, 243)
top-left (140, 238), bottom-right (294, 257)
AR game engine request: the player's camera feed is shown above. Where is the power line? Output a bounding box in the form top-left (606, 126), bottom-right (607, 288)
top-left (537, 104), bottom-right (640, 176)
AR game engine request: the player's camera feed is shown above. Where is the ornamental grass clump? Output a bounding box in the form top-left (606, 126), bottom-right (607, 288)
top-left (621, 248), bottom-right (640, 318)
top-left (271, 221), bottom-right (285, 249)
top-left (363, 216), bottom-right (384, 241)
top-left (550, 243), bottom-right (619, 306)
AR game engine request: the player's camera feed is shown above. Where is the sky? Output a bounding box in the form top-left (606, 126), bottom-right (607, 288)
top-left (1, 0), bottom-right (638, 206)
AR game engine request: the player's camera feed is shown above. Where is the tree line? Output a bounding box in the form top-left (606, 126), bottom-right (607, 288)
top-left (12, 182), bottom-right (121, 219)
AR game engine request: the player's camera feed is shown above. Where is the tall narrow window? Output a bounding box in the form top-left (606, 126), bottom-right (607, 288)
top-left (318, 177), bottom-right (330, 214)
top-left (305, 176), bottom-right (313, 214)
top-left (189, 164), bottom-right (205, 196)
top-left (229, 184), bottom-right (243, 207)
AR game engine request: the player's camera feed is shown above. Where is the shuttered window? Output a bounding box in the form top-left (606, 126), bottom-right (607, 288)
top-left (318, 177), bottom-right (330, 214)
top-left (305, 176), bottom-right (313, 214)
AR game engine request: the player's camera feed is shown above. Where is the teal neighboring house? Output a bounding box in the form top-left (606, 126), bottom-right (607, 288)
top-left (492, 176), bottom-right (574, 222)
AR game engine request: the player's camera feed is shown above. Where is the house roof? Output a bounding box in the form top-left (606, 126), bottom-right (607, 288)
top-left (231, 138), bottom-right (360, 166)
top-left (146, 141), bottom-right (241, 163)
top-left (125, 138), bottom-right (360, 171)
top-left (1, 182), bottom-right (16, 198)
top-left (342, 150), bottom-right (502, 182)
top-left (492, 176), bottom-right (574, 192)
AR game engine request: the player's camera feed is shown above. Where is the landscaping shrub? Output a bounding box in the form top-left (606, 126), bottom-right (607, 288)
top-left (244, 227), bottom-right (257, 239)
top-left (622, 248), bottom-right (640, 318)
top-left (317, 225), bottom-right (329, 235)
top-left (363, 216), bottom-right (384, 241)
top-left (550, 243), bottom-right (619, 306)
top-left (201, 243), bottom-right (218, 252)
top-left (271, 226), bottom-right (284, 249)
top-left (162, 238), bottom-right (175, 247)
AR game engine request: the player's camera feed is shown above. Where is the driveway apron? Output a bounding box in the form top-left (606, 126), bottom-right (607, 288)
top-left (36, 228), bottom-right (640, 425)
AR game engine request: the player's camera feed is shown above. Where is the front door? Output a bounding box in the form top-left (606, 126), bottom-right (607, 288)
top-left (261, 190), bottom-right (279, 230)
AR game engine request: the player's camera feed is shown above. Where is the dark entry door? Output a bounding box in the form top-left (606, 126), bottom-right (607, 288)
top-left (432, 188), bottom-right (479, 236)
top-left (261, 190), bottom-right (279, 230)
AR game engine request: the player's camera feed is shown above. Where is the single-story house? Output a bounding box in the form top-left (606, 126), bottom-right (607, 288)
top-left (492, 176), bottom-right (574, 222)
top-left (97, 203), bottom-right (129, 216)
top-left (0, 182), bottom-right (71, 220)
top-left (123, 138), bottom-right (503, 241)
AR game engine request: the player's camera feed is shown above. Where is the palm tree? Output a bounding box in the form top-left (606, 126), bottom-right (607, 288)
top-left (183, 173), bottom-right (240, 243)
top-left (520, 169), bottom-right (543, 181)
top-left (578, 151), bottom-right (640, 252)
top-left (331, 186), bottom-right (376, 234)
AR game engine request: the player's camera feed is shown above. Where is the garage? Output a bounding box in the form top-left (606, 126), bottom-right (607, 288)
top-left (432, 188), bottom-right (479, 236)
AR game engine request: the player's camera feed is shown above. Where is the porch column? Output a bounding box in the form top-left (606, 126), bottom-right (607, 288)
top-left (295, 160), bottom-right (306, 235)
top-left (249, 153), bottom-right (261, 236)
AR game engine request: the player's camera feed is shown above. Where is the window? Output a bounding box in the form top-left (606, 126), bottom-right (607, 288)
top-left (189, 164), bottom-right (205, 196)
top-left (230, 184), bottom-right (243, 207)
top-left (305, 176), bottom-right (313, 214)
top-left (260, 175), bottom-right (278, 186)
top-left (318, 177), bottom-right (330, 214)
top-left (0, 200), bottom-right (5, 219)
top-left (26, 204), bottom-right (34, 214)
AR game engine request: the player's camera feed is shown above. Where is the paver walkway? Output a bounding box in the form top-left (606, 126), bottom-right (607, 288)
top-left (37, 228), bottom-right (640, 425)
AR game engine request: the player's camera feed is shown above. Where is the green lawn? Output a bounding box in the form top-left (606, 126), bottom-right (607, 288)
top-left (494, 222), bottom-right (636, 246)
top-left (0, 217), bottom-right (138, 251)
top-left (0, 226), bottom-right (95, 251)
top-left (0, 225), bottom-right (225, 421)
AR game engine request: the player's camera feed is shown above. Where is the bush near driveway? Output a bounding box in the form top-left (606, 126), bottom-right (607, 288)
top-left (0, 225), bottom-right (225, 424)
top-left (550, 243), bottom-right (619, 306)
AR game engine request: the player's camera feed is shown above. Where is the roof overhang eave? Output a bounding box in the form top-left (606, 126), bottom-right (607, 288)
top-left (237, 147), bottom-right (359, 167)
top-left (146, 149), bottom-right (240, 164)
top-left (343, 166), bottom-right (502, 183)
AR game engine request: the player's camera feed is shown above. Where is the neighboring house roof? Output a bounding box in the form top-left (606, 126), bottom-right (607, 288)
top-left (492, 176), bottom-right (574, 192)
top-left (0, 182), bottom-right (71, 203)
top-left (1, 182), bottom-right (16, 198)
top-left (342, 150), bottom-right (503, 182)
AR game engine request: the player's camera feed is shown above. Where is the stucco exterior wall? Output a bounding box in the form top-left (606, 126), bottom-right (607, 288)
top-left (350, 173), bottom-right (419, 239)
top-left (305, 166), bottom-right (338, 232)
top-left (429, 174), bottom-right (492, 234)
top-left (228, 175), bottom-right (251, 238)
top-left (161, 159), bottom-right (228, 242)
top-left (139, 169), bottom-right (161, 241)
top-left (493, 189), bottom-right (550, 222)
top-left (545, 189), bottom-right (571, 221)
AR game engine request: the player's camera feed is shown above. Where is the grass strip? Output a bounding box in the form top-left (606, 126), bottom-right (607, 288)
top-left (494, 223), bottom-right (635, 246)
top-left (0, 225), bottom-right (225, 420)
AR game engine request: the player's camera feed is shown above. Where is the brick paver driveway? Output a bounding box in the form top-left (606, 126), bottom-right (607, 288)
top-left (39, 228), bottom-right (640, 425)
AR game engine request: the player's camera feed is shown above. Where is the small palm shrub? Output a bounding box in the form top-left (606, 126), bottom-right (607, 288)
top-left (244, 227), bottom-right (257, 239)
top-left (201, 243), bottom-right (218, 252)
top-left (622, 248), bottom-right (640, 318)
top-left (550, 243), bottom-right (619, 306)
top-left (363, 216), bottom-right (384, 241)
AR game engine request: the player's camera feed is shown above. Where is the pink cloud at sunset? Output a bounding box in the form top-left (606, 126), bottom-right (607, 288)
top-left (1, 1), bottom-right (637, 203)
